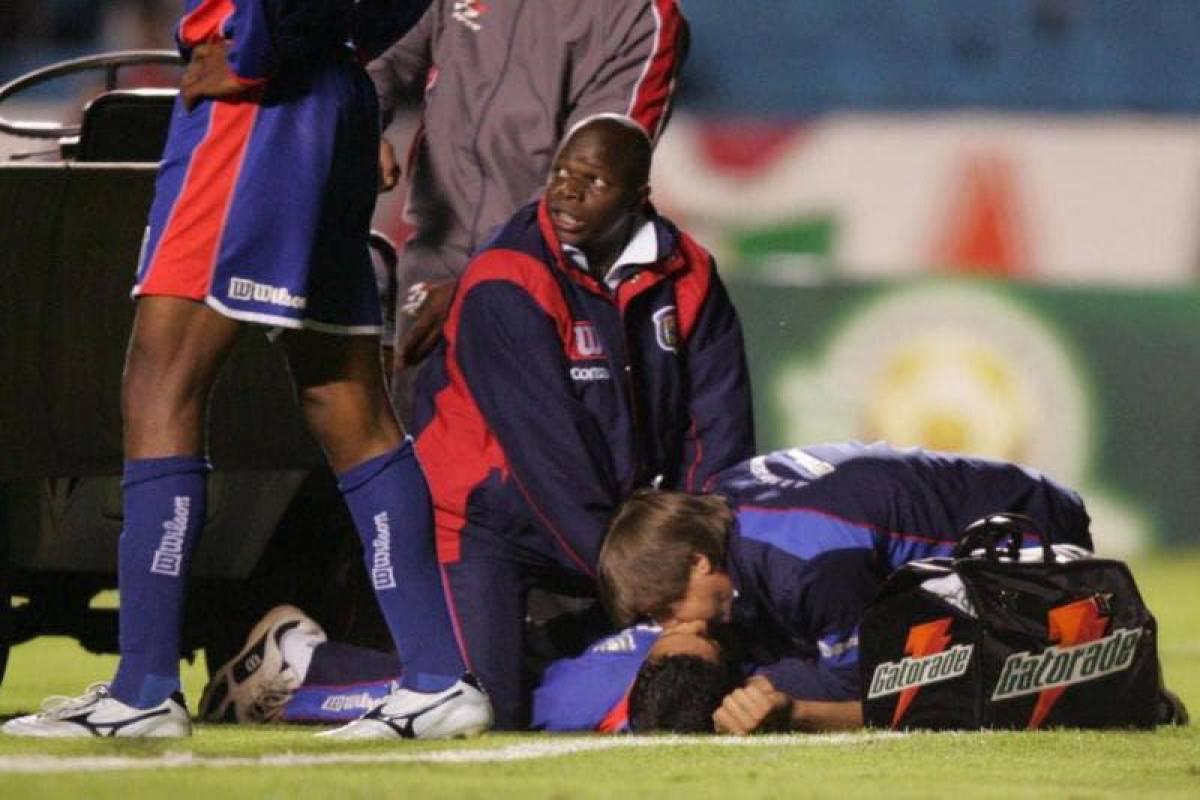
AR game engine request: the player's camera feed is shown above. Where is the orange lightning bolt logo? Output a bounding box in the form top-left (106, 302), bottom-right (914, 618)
top-left (1026, 598), bottom-right (1109, 728)
top-left (891, 618), bottom-right (954, 727)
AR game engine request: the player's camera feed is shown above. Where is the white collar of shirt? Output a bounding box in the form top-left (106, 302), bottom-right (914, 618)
top-left (562, 216), bottom-right (658, 290)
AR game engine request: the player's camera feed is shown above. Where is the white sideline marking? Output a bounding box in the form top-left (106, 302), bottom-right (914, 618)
top-left (0, 732), bottom-right (903, 774)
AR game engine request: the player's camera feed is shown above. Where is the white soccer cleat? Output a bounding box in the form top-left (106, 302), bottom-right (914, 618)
top-left (1, 683), bottom-right (191, 738)
top-left (198, 604), bottom-right (327, 723)
top-left (317, 673), bottom-right (493, 740)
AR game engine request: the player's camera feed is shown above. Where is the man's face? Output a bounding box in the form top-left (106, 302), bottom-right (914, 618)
top-left (663, 555), bottom-right (735, 626)
top-left (546, 129), bottom-right (645, 255)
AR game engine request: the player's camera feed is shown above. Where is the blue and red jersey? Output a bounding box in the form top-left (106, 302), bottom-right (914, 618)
top-left (531, 625), bottom-right (662, 733)
top-left (413, 198), bottom-right (755, 574)
top-left (135, 1), bottom-right (427, 332)
top-left (714, 443), bottom-right (1094, 701)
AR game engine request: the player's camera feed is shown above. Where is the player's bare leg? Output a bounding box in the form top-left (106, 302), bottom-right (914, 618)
top-left (279, 328), bottom-right (401, 472)
top-left (123, 296), bottom-right (244, 457)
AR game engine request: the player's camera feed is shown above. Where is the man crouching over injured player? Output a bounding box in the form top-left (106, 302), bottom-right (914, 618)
top-left (601, 442), bottom-right (1099, 734)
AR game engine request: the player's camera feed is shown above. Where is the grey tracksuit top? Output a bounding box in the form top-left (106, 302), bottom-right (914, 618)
top-left (367, 0), bottom-right (690, 287)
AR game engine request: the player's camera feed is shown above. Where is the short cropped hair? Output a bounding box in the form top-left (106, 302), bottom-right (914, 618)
top-left (598, 489), bottom-right (735, 627)
top-left (628, 654), bottom-right (743, 733)
top-left (557, 113), bottom-right (652, 189)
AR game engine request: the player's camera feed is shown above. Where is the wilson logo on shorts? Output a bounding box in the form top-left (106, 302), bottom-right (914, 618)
top-left (570, 322), bottom-right (605, 360)
top-left (991, 597), bottom-right (1140, 728)
top-left (866, 617), bottom-right (974, 727)
top-left (228, 277), bottom-right (307, 309)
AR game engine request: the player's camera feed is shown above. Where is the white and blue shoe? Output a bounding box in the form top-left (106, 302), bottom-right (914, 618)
top-left (318, 673), bottom-right (493, 740)
top-left (1, 683), bottom-right (191, 738)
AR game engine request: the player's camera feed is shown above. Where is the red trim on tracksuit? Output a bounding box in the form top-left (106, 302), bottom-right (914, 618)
top-left (140, 98), bottom-right (261, 298)
top-left (627, 0), bottom-right (685, 140)
top-left (417, 247), bottom-right (579, 565)
top-left (511, 471), bottom-right (594, 576)
top-left (179, 0), bottom-right (234, 45)
top-left (671, 230), bottom-right (712, 340)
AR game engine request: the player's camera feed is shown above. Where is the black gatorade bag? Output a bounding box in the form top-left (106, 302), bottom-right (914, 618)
top-left (859, 514), bottom-right (1162, 730)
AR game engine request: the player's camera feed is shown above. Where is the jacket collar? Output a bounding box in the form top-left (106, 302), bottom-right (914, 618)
top-left (536, 196), bottom-right (687, 296)
top-left (562, 215), bottom-right (659, 290)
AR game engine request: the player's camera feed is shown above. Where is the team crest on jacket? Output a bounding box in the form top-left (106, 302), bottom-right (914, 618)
top-left (653, 306), bottom-right (679, 352)
top-left (452, 0), bottom-right (488, 31)
top-left (570, 322), bottom-right (605, 360)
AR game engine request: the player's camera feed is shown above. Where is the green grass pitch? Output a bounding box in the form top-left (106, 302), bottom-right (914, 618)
top-left (1, 553), bottom-right (1197, 799)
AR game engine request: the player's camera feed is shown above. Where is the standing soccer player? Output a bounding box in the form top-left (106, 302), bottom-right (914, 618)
top-left (2, 0), bottom-right (490, 739)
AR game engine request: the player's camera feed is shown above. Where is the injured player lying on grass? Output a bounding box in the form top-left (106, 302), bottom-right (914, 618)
top-left (196, 604), bottom-right (857, 734)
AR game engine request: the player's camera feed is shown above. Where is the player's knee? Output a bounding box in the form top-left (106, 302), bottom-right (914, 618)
top-left (121, 344), bottom-right (212, 440)
top-left (299, 383), bottom-right (399, 465)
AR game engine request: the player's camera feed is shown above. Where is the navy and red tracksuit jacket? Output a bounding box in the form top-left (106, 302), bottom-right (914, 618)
top-left (714, 443), bottom-right (1095, 702)
top-left (413, 198), bottom-right (755, 576)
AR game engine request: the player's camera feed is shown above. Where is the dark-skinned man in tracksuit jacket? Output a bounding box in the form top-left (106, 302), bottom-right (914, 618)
top-left (413, 114), bottom-right (755, 728)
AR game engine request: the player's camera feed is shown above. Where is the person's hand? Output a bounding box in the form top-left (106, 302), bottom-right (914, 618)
top-left (713, 675), bottom-right (790, 735)
top-left (181, 39), bottom-right (252, 110)
top-left (379, 138), bottom-right (401, 192)
top-left (398, 280), bottom-right (457, 367)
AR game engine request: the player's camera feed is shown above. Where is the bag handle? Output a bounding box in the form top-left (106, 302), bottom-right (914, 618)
top-left (955, 512), bottom-right (1056, 564)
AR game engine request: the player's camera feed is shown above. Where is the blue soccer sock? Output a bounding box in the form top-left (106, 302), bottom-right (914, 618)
top-left (110, 456), bottom-right (209, 708)
top-left (303, 641), bottom-right (404, 686)
top-left (281, 642), bottom-right (403, 723)
top-left (338, 440), bottom-right (465, 692)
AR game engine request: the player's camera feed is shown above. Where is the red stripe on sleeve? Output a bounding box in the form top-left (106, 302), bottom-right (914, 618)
top-left (140, 98), bottom-right (260, 298)
top-left (627, 0), bottom-right (685, 141)
top-left (179, 0), bottom-right (235, 46)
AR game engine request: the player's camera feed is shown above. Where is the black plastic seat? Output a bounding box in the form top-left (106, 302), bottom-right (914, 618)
top-left (77, 88), bottom-right (176, 163)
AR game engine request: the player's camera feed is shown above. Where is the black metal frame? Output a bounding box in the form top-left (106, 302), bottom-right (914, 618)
top-left (0, 50), bottom-right (182, 139)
